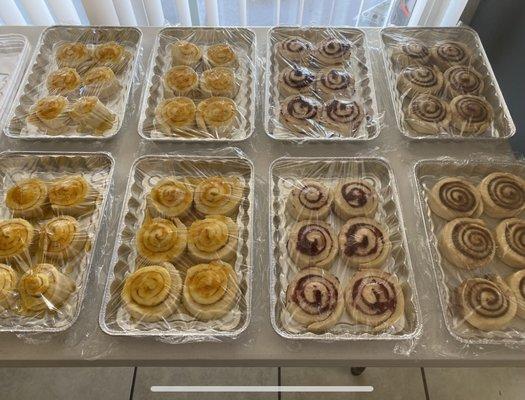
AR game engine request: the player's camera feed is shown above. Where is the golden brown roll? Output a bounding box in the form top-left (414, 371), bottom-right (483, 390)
top-left (206, 44), bottom-right (238, 68)
top-left (46, 67), bottom-right (81, 96)
top-left (0, 263), bottom-right (18, 311)
top-left (163, 66), bottom-right (199, 97)
top-left (0, 218), bottom-right (35, 267)
top-left (5, 178), bottom-right (48, 219)
top-left (55, 42), bottom-right (92, 69)
top-left (82, 66), bottom-right (121, 99)
top-left (70, 96), bottom-right (117, 134)
top-left (194, 176), bottom-right (244, 216)
top-left (195, 97), bottom-right (238, 136)
top-left (147, 178), bottom-right (193, 218)
top-left (155, 97), bottom-right (196, 135)
top-left (188, 215), bottom-right (238, 262)
top-left (38, 216), bottom-right (88, 261)
top-left (28, 96), bottom-right (71, 134)
top-left (200, 67), bottom-right (239, 98)
top-left (171, 41), bottom-right (202, 68)
top-left (93, 42), bottom-right (130, 73)
top-left (48, 175), bottom-right (97, 216)
top-left (137, 217), bottom-right (187, 264)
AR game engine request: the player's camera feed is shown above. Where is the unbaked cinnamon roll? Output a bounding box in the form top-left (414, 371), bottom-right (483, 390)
top-left (0, 218), bottom-right (35, 267)
top-left (450, 95), bottom-right (493, 136)
top-left (137, 217), bottom-right (187, 264)
top-left (195, 97), bottom-right (238, 136)
top-left (206, 44), bottom-right (238, 68)
top-left (163, 66), bottom-right (199, 97)
top-left (287, 220), bottom-right (338, 270)
top-left (147, 178), bottom-right (193, 219)
top-left (391, 41), bottom-right (430, 68)
top-left (479, 172), bottom-right (525, 218)
top-left (496, 218), bottom-right (525, 269)
top-left (286, 179), bottom-right (333, 221)
top-left (313, 38), bottom-right (352, 65)
top-left (93, 42), bottom-right (130, 73)
top-left (333, 179), bottom-right (378, 219)
top-left (188, 215), bottom-right (238, 263)
top-left (278, 65), bottom-right (315, 96)
top-left (397, 65), bottom-right (443, 98)
top-left (315, 68), bottom-right (355, 99)
top-left (279, 95), bottom-right (320, 133)
top-left (28, 95), bottom-right (71, 134)
top-left (55, 42), bottom-right (91, 69)
top-left (171, 41), bottom-right (202, 68)
top-left (0, 264), bottom-right (17, 311)
top-left (5, 178), bottom-right (48, 219)
top-left (321, 99), bottom-right (364, 135)
top-left (428, 177), bottom-right (483, 220)
top-left (194, 176), bottom-right (244, 216)
top-left (46, 67), bottom-right (81, 96)
top-left (444, 66), bottom-right (484, 97)
top-left (506, 270), bottom-right (525, 319)
top-left (38, 216), bottom-right (88, 261)
top-left (286, 267), bottom-right (344, 332)
top-left (155, 97), bottom-right (196, 135)
top-left (70, 96), bottom-right (116, 134)
top-left (48, 175), bottom-right (97, 216)
top-left (82, 66), bottom-right (121, 99)
top-left (432, 41), bottom-right (470, 69)
top-left (277, 36), bottom-right (312, 63)
top-left (200, 67), bottom-right (239, 98)
top-left (406, 94), bottom-right (450, 134)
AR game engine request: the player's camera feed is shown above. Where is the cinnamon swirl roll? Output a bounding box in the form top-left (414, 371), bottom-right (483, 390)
top-left (432, 41), bottom-right (471, 69)
top-left (286, 179), bottom-right (333, 221)
top-left (496, 218), bottom-right (525, 269)
top-left (333, 179), bottom-right (378, 219)
top-left (321, 99), bottom-right (364, 135)
top-left (279, 95), bottom-right (320, 133)
top-left (206, 44), bottom-right (238, 68)
top-left (444, 66), bottom-right (484, 97)
top-left (28, 95), bottom-right (70, 134)
top-left (313, 38), bottom-right (352, 65)
top-left (287, 220), bottom-right (338, 269)
top-left (479, 172), bottom-right (525, 218)
top-left (0, 264), bottom-right (17, 311)
top-left (155, 97), bottom-right (196, 135)
top-left (93, 42), bottom-right (130, 73)
top-left (0, 219), bottom-right (35, 267)
top-left (5, 178), bottom-right (48, 219)
top-left (200, 67), bottom-right (239, 98)
top-left (506, 270), bottom-right (525, 319)
top-left (196, 97), bottom-right (238, 136)
top-left (391, 41), bottom-right (430, 68)
top-left (147, 178), bottom-right (193, 219)
top-left (450, 95), bottom-right (493, 136)
top-left (163, 66), bottom-right (199, 98)
top-left (286, 267), bottom-right (344, 332)
top-left (406, 94), bottom-right (450, 134)
top-left (55, 42), bottom-right (92, 70)
top-left (428, 177), bottom-right (483, 220)
top-left (171, 41), bottom-right (202, 68)
top-left (194, 176), bottom-right (244, 216)
top-left (276, 36), bottom-right (312, 63)
top-left (48, 175), bottom-right (97, 217)
top-left (397, 65), bottom-right (443, 98)
top-left (278, 65), bottom-right (315, 96)
top-left (188, 215), bottom-right (238, 263)
top-left (70, 96), bottom-right (116, 135)
top-left (315, 68), bottom-right (355, 99)
top-left (46, 67), bottom-right (81, 96)
top-left (457, 275), bottom-right (517, 331)
top-left (338, 218), bottom-right (391, 269)
top-left (137, 218), bottom-right (187, 264)
top-left (38, 216), bottom-right (88, 261)
top-left (438, 218), bottom-right (495, 270)
top-left (345, 269), bottom-right (404, 332)
top-left (121, 262), bottom-right (182, 322)
top-left (82, 66), bottom-right (121, 99)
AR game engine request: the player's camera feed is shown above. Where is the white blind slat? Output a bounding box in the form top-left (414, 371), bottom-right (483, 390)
top-left (47, 0), bottom-right (82, 25)
top-left (275, 0), bottom-right (281, 25)
top-left (238, 0), bottom-right (247, 26)
top-left (0, 0), bottom-right (26, 25)
top-left (143, 0), bottom-right (165, 26)
top-left (113, 0), bottom-right (138, 25)
top-left (81, 0), bottom-right (120, 25)
top-left (204, 0), bottom-right (219, 26)
top-left (296, 0), bottom-right (305, 25)
top-left (174, 0), bottom-right (192, 26)
top-left (19, 0), bottom-right (54, 25)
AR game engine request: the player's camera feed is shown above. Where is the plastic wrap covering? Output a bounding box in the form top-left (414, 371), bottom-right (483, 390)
top-left (138, 27), bottom-right (256, 142)
top-left (99, 150), bottom-right (254, 342)
top-left (4, 26), bottom-right (142, 140)
top-left (415, 158), bottom-right (525, 345)
top-left (264, 27), bottom-right (380, 141)
top-left (380, 27), bottom-right (515, 140)
top-left (0, 151), bottom-right (114, 333)
top-left (269, 157), bottom-right (421, 341)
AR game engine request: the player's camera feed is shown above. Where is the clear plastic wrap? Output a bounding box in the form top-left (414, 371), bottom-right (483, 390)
top-left (4, 26), bottom-right (142, 140)
top-left (138, 27), bottom-right (256, 142)
top-left (269, 157), bottom-right (421, 340)
top-left (99, 151), bottom-right (254, 342)
top-left (0, 151), bottom-right (114, 333)
top-left (380, 27), bottom-right (515, 140)
top-left (414, 158), bottom-right (525, 344)
top-left (264, 27), bottom-right (380, 141)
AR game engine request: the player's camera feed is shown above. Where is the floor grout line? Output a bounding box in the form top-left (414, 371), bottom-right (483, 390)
top-left (129, 366), bottom-right (137, 400)
top-left (278, 367), bottom-right (282, 400)
top-left (420, 367), bottom-right (430, 400)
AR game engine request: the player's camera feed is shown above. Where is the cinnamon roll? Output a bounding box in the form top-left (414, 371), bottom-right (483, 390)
top-left (0, 264), bottom-right (17, 311)
top-left (137, 218), bottom-right (187, 264)
top-left (163, 66), bottom-right (199, 98)
top-left (195, 97), bottom-right (237, 136)
top-left (432, 41), bottom-right (470, 69)
top-left (397, 65), bottom-right (443, 98)
top-left (338, 218), bottom-right (391, 269)
top-left (147, 178), bottom-right (193, 219)
top-left (46, 67), bottom-right (81, 96)
top-left (496, 218), bottom-right (525, 269)
top-left (38, 216), bottom-right (88, 261)
top-left (457, 276), bottom-right (517, 331)
top-left (121, 263), bottom-right (182, 323)
top-left (48, 175), bottom-right (97, 217)
top-left (28, 95), bottom-right (70, 134)
top-left (428, 177), bottom-right (483, 220)
top-left (287, 220), bottom-right (338, 269)
top-left (82, 66), bottom-right (121, 99)
top-left (182, 260), bottom-right (238, 321)
top-left (406, 94), bottom-right (450, 134)
top-left (200, 67), bottom-right (239, 98)
top-left (194, 176), bottom-right (244, 217)
top-left (506, 270), bottom-right (525, 319)
top-left (278, 65), bottom-right (315, 96)
top-left (70, 96), bottom-right (116, 135)
top-left (55, 42), bottom-right (91, 70)
top-left (286, 179), bottom-right (333, 221)
top-left (188, 215), bottom-right (238, 263)
top-left (479, 172), bottom-right (525, 218)
top-left (333, 179), bottom-right (378, 219)
top-left (391, 41), bottom-right (430, 68)
top-left (279, 95), bottom-right (320, 133)
top-left (315, 68), bottom-right (355, 99)
top-left (18, 263), bottom-right (76, 313)
top-left (438, 218), bottom-right (495, 270)
top-left (276, 36), bottom-right (312, 63)
top-left (450, 95), bottom-right (493, 136)
top-left (344, 269), bottom-right (404, 332)
top-left (321, 99), bottom-right (364, 135)
top-left (171, 41), bottom-right (202, 68)
top-left (206, 44), bottom-right (238, 68)
top-left (313, 38), bottom-right (352, 65)
top-left (5, 178), bottom-right (48, 219)
top-left (285, 267), bottom-right (344, 332)
top-left (444, 66), bottom-right (484, 97)
top-left (93, 42), bottom-right (130, 73)
top-left (0, 219), bottom-right (35, 267)
top-left (155, 97), bottom-right (196, 135)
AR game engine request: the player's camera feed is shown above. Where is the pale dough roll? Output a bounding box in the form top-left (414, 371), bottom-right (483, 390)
top-left (155, 97), bottom-right (196, 135)
top-left (478, 172), bottom-right (525, 218)
top-left (70, 96), bottom-right (117, 135)
top-left (171, 41), bottom-right (202, 68)
top-left (5, 178), bottom-right (48, 219)
top-left (444, 66), bottom-right (484, 97)
top-left (428, 177), bottom-right (483, 220)
top-left (0, 218), bottom-right (35, 267)
top-left (196, 97), bottom-right (238, 137)
top-left (279, 95), bottom-right (320, 134)
top-left (449, 95), bottom-right (493, 136)
top-left (406, 93), bottom-right (450, 135)
top-left (194, 176), bottom-right (244, 217)
top-left (333, 179), bottom-right (378, 219)
top-left (320, 99), bottom-right (364, 135)
top-left (163, 66), bottom-right (199, 97)
top-left (431, 41), bottom-right (470, 69)
top-left (205, 44), bottom-right (238, 68)
top-left (28, 95), bottom-right (70, 134)
top-left (188, 215), bottom-right (238, 263)
top-left (147, 178), bottom-right (193, 219)
top-left (313, 38), bottom-right (352, 65)
top-left (55, 42), bottom-right (92, 69)
top-left (276, 36), bottom-right (312, 63)
top-left (278, 65), bottom-right (315, 97)
top-left (82, 66), bottom-right (121, 99)
top-left (496, 218), bottom-right (525, 269)
top-left (390, 41), bottom-right (430, 68)
top-left (39, 216), bottom-right (88, 261)
top-left (46, 67), bottom-right (81, 96)
top-left (48, 175), bottom-right (98, 217)
top-left (506, 270), bottom-right (525, 319)
top-left (286, 179), bottom-right (333, 221)
top-left (315, 68), bottom-right (355, 100)
top-left (396, 65), bottom-right (443, 99)
top-left (93, 42), bottom-right (130, 73)
top-left (0, 264), bottom-right (18, 311)
top-left (137, 217), bottom-right (187, 264)
top-left (200, 67), bottom-right (239, 98)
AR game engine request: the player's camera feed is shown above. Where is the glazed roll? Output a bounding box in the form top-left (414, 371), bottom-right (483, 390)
top-left (155, 97), bottom-right (196, 134)
top-left (195, 97), bottom-right (238, 136)
top-left (313, 38), bottom-right (352, 65)
top-left (163, 66), bottom-right (199, 98)
top-left (70, 96), bottom-right (116, 134)
top-left (38, 216), bottom-right (88, 261)
top-left (171, 41), bottom-right (202, 68)
top-left (444, 66), bottom-right (484, 97)
top-left (285, 267), bottom-right (344, 332)
top-left (5, 178), bottom-right (48, 219)
top-left (315, 68), bottom-right (355, 99)
top-left (188, 215), bottom-right (238, 263)
top-left (276, 36), bottom-right (312, 63)
top-left (278, 65), bottom-right (315, 96)
top-left (0, 264), bottom-right (17, 311)
top-left (428, 177), bottom-right (483, 220)
top-left (18, 263), bottom-right (76, 313)
top-left (0, 218), bottom-right (35, 267)
top-left (506, 270), bottom-right (525, 319)
top-left (406, 94), bottom-right (450, 135)
top-left (279, 95), bottom-right (320, 133)
top-left (55, 42), bottom-right (92, 69)
top-left (457, 276), bottom-right (517, 331)
top-left (495, 218), bottom-right (525, 268)
top-left (449, 95), bottom-right (493, 136)
top-left (93, 42), bottom-right (130, 73)
top-left (137, 217), bottom-right (187, 264)
top-left (82, 66), bottom-right (121, 99)
top-left (48, 175), bottom-right (97, 216)
top-left (432, 41), bottom-right (470, 69)
top-left (200, 67), bottom-right (239, 98)
top-left (438, 218), bottom-right (495, 270)
top-left (287, 220), bottom-right (338, 269)
top-left (344, 269), bottom-right (405, 332)
top-left (121, 262), bottom-right (182, 323)
top-left (46, 67), bottom-right (81, 96)
top-left (333, 179), bottom-right (378, 219)
top-left (206, 44), bottom-right (238, 68)
top-left (147, 178), bottom-right (193, 219)
top-left (391, 41), bottom-right (430, 68)
top-left (478, 172), bottom-right (525, 218)
top-left (397, 65), bottom-right (443, 98)
top-left (338, 217), bottom-right (391, 269)
top-left (286, 179), bottom-right (333, 221)
top-left (182, 260), bottom-right (238, 321)
top-left (28, 96), bottom-right (70, 134)
top-left (194, 176), bottom-right (244, 217)
top-left (321, 99), bottom-right (364, 135)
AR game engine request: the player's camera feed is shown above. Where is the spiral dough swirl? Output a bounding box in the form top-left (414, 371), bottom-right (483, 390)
top-left (439, 181), bottom-right (477, 213)
top-left (454, 96), bottom-right (490, 123)
top-left (463, 279), bottom-right (510, 319)
top-left (291, 273), bottom-right (339, 316)
top-left (350, 275), bottom-right (397, 317)
top-left (452, 221), bottom-right (494, 260)
top-left (446, 66), bottom-right (482, 95)
top-left (409, 94), bottom-right (447, 122)
top-left (295, 223), bottom-right (334, 257)
top-left (324, 100), bottom-right (363, 125)
top-left (319, 69), bottom-right (354, 91)
top-left (505, 221), bottom-right (525, 257)
top-left (316, 39), bottom-right (351, 61)
top-left (296, 182), bottom-right (329, 211)
top-left (436, 42), bottom-right (468, 64)
top-left (401, 41), bottom-right (429, 59)
top-left (283, 95), bottom-right (318, 120)
top-left (403, 66), bottom-right (438, 87)
top-left (281, 37), bottom-right (311, 56)
top-left (282, 66), bottom-right (314, 89)
top-left (487, 175), bottom-right (525, 210)
top-left (342, 222), bottom-right (385, 259)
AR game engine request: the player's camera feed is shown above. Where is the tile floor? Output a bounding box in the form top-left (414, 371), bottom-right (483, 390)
top-left (0, 367), bottom-right (524, 399)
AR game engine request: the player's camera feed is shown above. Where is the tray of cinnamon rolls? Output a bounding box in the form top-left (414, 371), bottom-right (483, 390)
top-left (4, 26), bottom-right (142, 140)
top-left (270, 157), bottom-right (421, 340)
top-left (0, 151), bottom-right (114, 332)
top-left (99, 153), bottom-right (254, 340)
top-left (415, 159), bottom-right (525, 344)
top-left (138, 28), bottom-right (255, 141)
top-left (381, 27), bottom-right (515, 140)
top-left (265, 27), bottom-right (379, 141)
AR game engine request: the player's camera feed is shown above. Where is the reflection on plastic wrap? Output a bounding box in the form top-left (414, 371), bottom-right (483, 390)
top-left (0, 152), bottom-right (114, 333)
top-left (415, 159), bottom-right (525, 344)
top-left (270, 157), bottom-right (421, 342)
top-left (381, 27), bottom-right (515, 140)
top-left (100, 151), bottom-right (254, 342)
top-left (265, 27), bottom-right (380, 141)
top-left (5, 26), bottom-right (142, 140)
top-left (139, 28), bottom-right (256, 142)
